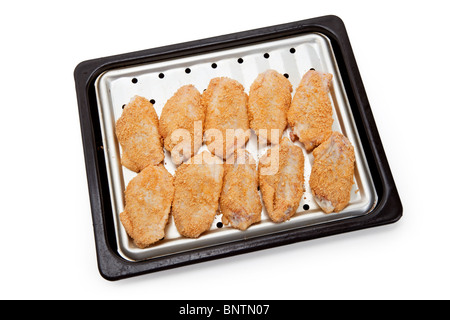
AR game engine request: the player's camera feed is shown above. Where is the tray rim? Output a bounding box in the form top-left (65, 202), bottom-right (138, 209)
top-left (74, 15), bottom-right (402, 281)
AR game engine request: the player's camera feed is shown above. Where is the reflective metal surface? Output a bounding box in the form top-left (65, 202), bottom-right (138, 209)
top-left (95, 32), bottom-right (377, 261)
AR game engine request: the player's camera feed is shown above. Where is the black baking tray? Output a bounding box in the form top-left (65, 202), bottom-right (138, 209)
top-left (74, 15), bottom-right (402, 280)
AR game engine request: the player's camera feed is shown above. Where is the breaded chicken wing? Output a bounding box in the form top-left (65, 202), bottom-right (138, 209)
top-left (116, 95), bottom-right (164, 172)
top-left (287, 70), bottom-right (333, 152)
top-left (309, 131), bottom-right (355, 213)
top-left (258, 137), bottom-right (305, 223)
top-left (119, 165), bottom-right (174, 248)
top-left (172, 151), bottom-right (224, 238)
top-left (159, 85), bottom-right (204, 165)
top-left (248, 69), bottom-right (292, 144)
top-left (202, 77), bottom-right (250, 160)
top-left (220, 150), bottom-right (262, 230)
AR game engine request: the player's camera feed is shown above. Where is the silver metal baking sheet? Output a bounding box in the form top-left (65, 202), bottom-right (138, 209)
top-left (95, 32), bottom-right (377, 262)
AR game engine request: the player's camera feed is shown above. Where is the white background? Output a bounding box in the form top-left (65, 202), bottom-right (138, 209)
top-left (1, 0), bottom-right (449, 300)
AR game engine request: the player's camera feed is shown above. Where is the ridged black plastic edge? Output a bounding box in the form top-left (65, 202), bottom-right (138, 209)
top-left (74, 15), bottom-right (402, 281)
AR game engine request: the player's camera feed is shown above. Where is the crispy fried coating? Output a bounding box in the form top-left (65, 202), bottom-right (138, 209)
top-left (172, 151), bottom-right (224, 238)
top-left (159, 85), bottom-right (205, 165)
top-left (116, 96), bottom-right (164, 172)
top-left (220, 150), bottom-right (262, 230)
top-left (258, 137), bottom-right (305, 223)
top-left (309, 131), bottom-right (355, 213)
top-left (202, 77), bottom-right (250, 160)
top-left (287, 70), bottom-right (333, 152)
top-left (248, 69), bottom-right (292, 144)
top-left (119, 165), bottom-right (174, 248)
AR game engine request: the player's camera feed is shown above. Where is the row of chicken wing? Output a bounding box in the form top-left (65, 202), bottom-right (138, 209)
top-left (116, 69), bottom-right (355, 248)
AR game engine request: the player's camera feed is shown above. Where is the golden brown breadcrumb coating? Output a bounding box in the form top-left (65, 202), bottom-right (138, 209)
top-left (248, 69), bottom-right (292, 144)
top-left (172, 151), bottom-right (224, 238)
top-left (115, 96), bottom-right (164, 172)
top-left (159, 85), bottom-right (205, 165)
top-left (287, 70), bottom-right (333, 152)
top-left (309, 132), bottom-right (355, 213)
top-left (202, 77), bottom-right (250, 160)
top-left (119, 165), bottom-right (174, 248)
top-left (258, 137), bottom-right (305, 223)
top-left (220, 150), bottom-right (262, 230)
